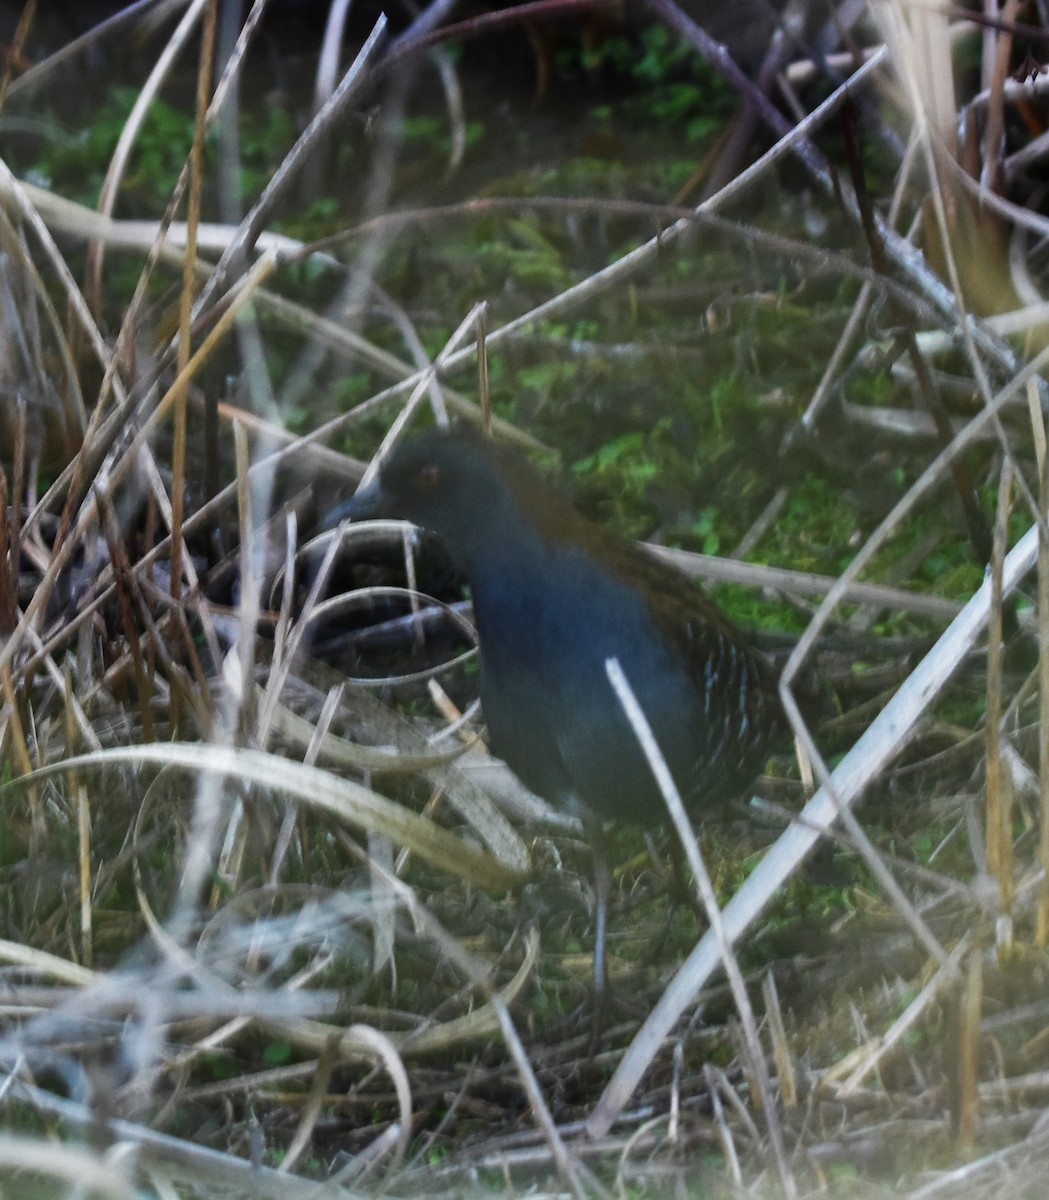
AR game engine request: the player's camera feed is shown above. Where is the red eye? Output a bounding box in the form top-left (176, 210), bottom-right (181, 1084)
top-left (417, 464), bottom-right (441, 488)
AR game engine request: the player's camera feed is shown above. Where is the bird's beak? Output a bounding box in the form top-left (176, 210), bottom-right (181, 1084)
top-left (323, 478), bottom-right (388, 530)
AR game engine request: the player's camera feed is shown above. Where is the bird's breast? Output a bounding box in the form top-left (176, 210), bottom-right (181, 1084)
top-left (469, 544), bottom-right (657, 672)
top-left (467, 547), bottom-right (716, 823)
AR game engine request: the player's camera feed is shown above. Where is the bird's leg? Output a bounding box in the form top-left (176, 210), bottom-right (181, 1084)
top-left (585, 815), bottom-right (612, 1046)
top-left (665, 830), bottom-right (702, 919)
top-left (636, 830), bottom-right (709, 976)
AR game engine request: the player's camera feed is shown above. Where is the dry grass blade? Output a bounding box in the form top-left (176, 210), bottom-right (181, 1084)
top-left (831, 936), bottom-right (970, 1097)
top-left (5, 0), bottom-right (186, 100)
top-left (85, 0), bottom-right (211, 312)
top-left (0, 1136), bottom-right (135, 1200)
top-left (62, 664), bottom-right (93, 970)
top-left (198, 15), bottom-right (387, 311)
top-left (954, 946), bottom-right (985, 1157)
top-left (9, 1081), bottom-right (361, 1200)
top-left (5, 742), bottom-right (526, 892)
top-left (262, 928), bottom-right (540, 1059)
top-left (1034, 377), bottom-right (1049, 949)
top-left (0, 208), bottom-right (86, 447)
top-left (0, 938), bottom-right (95, 985)
top-left (224, 651), bottom-right (530, 873)
top-left (279, 1027), bottom-right (410, 1177)
top-left (704, 1062), bottom-right (744, 1187)
top-left (249, 670), bottom-right (470, 772)
top-left (234, 419), bottom-right (261, 737)
top-left (762, 970), bottom-right (797, 1110)
top-left (653, 545), bottom-right (964, 621)
top-left (986, 459), bottom-right (1014, 955)
top-left (170, 0), bottom-right (218, 611)
top-left (0, 466), bottom-right (14, 635)
top-left (95, 485), bottom-right (156, 741)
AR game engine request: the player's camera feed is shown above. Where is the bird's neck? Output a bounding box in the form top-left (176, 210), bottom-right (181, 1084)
top-left (457, 512), bottom-right (558, 625)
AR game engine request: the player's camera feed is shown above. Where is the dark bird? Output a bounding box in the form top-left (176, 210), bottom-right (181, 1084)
top-left (328, 428), bottom-right (788, 1016)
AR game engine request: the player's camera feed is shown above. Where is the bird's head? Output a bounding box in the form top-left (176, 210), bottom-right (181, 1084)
top-left (326, 429), bottom-right (558, 563)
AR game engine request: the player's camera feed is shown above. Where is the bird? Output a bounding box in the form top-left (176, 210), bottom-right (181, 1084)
top-left (327, 427), bottom-right (788, 1021)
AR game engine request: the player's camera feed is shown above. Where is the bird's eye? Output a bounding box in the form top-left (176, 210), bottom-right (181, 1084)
top-left (417, 463), bottom-right (441, 488)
